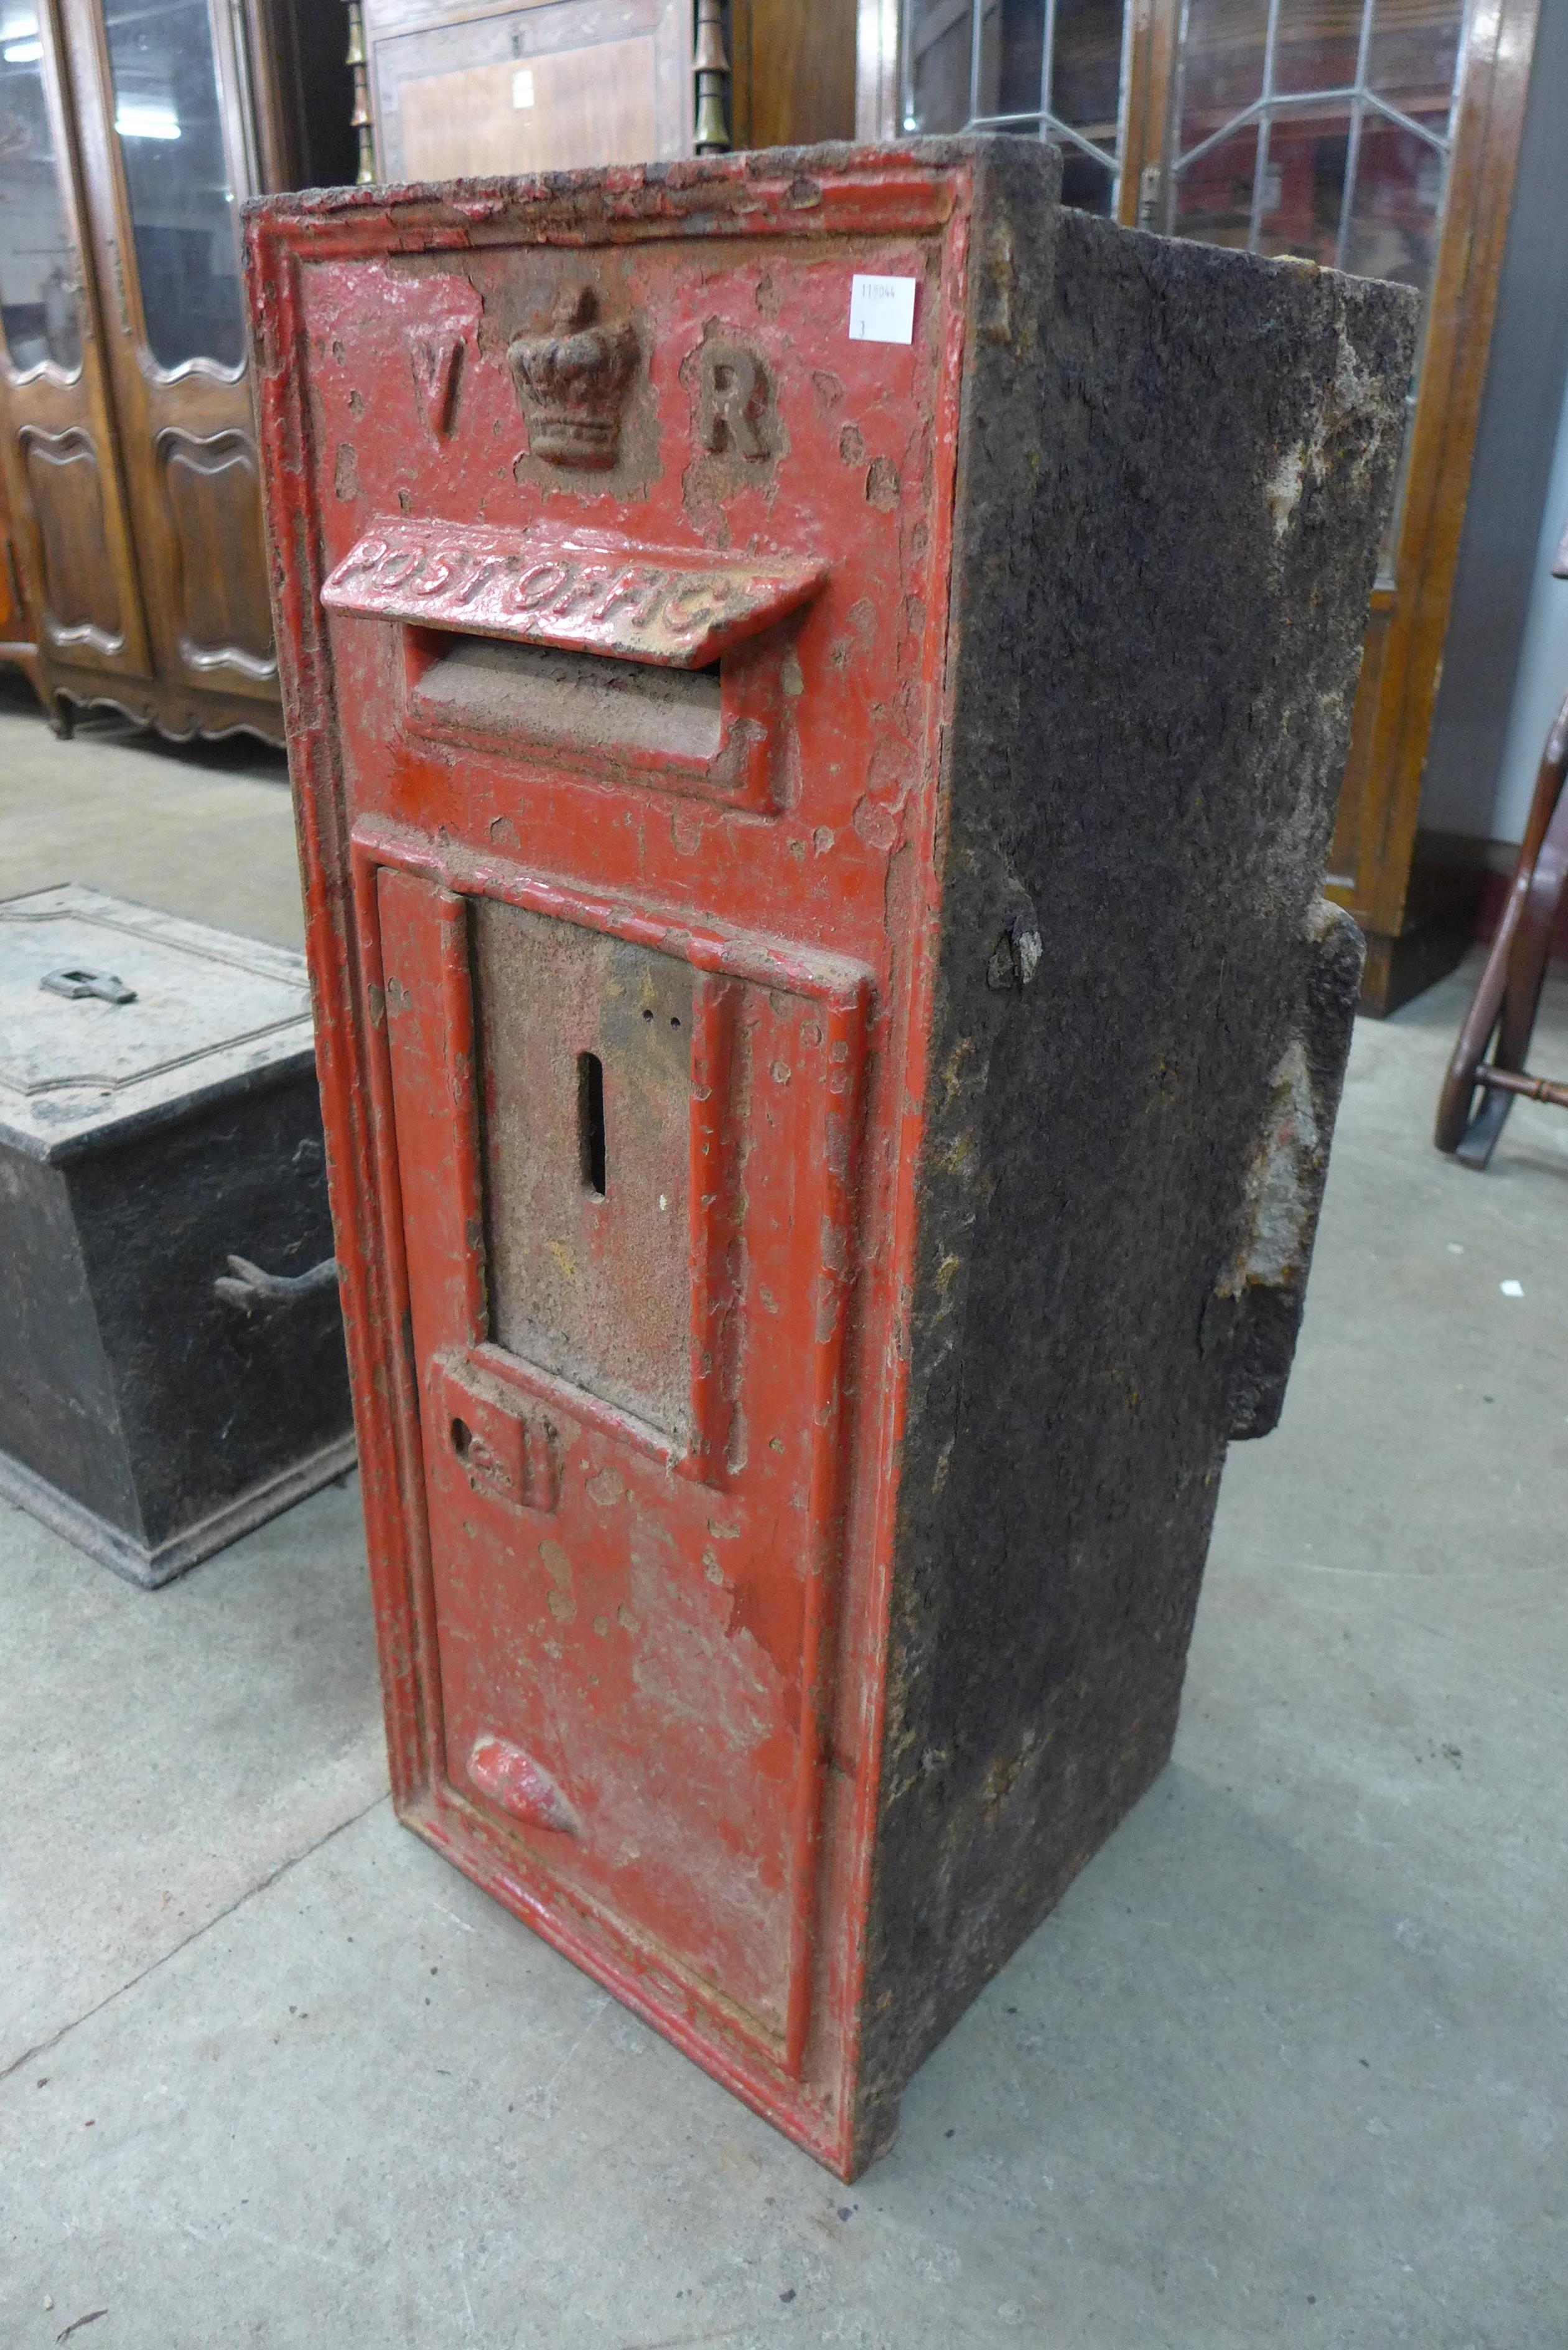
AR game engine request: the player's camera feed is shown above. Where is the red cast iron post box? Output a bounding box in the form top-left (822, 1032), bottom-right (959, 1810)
top-left (248, 140), bottom-right (1415, 2178)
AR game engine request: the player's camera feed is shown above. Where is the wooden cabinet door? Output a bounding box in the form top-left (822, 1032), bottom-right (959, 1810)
top-left (360, 0), bottom-right (693, 182)
top-left (61, 0), bottom-right (277, 726)
top-left (0, 0), bottom-right (149, 698)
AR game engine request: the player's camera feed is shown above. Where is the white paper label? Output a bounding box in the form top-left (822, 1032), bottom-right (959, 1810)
top-left (848, 274), bottom-right (917, 345)
top-left (511, 67), bottom-right (536, 108)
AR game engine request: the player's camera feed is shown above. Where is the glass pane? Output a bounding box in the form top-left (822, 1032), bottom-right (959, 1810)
top-left (902, 0), bottom-right (1124, 215)
top-left (1175, 0), bottom-right (1268, 148)
top-left (1172, 122), bottom-right (1259, 248)
top-left (1368, 0), bottom-right (1463, 111)
top-left (907, 0), bottom-right (973, 134)
top-left (1258, 110), bottom-right (1351, 266)
top-left (1341, 106), bottom-right (1448, 293)
top-left (995, 0), bottom-right (1043, 118)
top-left (1058, 146), bottom-right (1115, 216)
top-left (0, 6), bottom-right (82, 374)
top-left (1052, 0), bottom-right (1124, 141)
top-left (103, 0), bottom-right (245, 372)
top-left (1273, 0), bottom-right (1368, 98)
top-left (907, 0), bottom-right (1043, 129)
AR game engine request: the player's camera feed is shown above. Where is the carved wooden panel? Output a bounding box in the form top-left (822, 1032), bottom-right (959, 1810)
top-left (156, 428), bottom-right (274, 678)
top-left (19, 428), bottom-right (123, 653)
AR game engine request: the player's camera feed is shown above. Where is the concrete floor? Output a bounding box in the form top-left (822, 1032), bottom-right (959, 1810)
top-left (2, 680), bottom-right (1565, 2349)
top-left (0, 672), bottom-right (302, 948)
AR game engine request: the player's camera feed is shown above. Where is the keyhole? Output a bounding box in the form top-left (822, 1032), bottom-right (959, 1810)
top-left (577, 1051), bottom-right (607, 1197)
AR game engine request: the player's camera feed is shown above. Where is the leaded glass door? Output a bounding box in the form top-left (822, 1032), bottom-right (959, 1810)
top-left (1144, 0), bottom-right (1538, 1004)
top-left (884, 0), bottom-right (1543, 1009)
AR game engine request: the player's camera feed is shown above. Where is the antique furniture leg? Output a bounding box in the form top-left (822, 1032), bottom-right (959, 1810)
top-left (1436, 683), bottom-right (1568, 1164)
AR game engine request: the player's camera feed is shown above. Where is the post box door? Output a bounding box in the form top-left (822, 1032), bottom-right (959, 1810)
top-left (365, 847), bottom-right (867, 2063)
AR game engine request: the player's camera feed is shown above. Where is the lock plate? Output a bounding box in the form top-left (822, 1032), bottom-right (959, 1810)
top-left (435, 1355), bottom-right (561, 1514)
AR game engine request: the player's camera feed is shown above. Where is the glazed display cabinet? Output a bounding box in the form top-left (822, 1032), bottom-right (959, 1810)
top-left (0, 0), bottom-right (350, 742)
top-left (874, 0), bottom-right (1543, 1011)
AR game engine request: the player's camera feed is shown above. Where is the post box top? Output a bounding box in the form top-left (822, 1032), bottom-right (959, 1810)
top-left (0, 887), bottom-right (315, 1161)
top-left (241, 138), bottom-right (1005, 261)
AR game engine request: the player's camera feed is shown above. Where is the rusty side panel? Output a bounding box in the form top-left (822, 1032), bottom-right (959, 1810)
top-left (854, 186), bottom-right (1417, 2164)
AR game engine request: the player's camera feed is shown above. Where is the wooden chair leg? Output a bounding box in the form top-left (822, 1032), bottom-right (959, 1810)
top-left (1436, 685), bottom-right (1568, 1164)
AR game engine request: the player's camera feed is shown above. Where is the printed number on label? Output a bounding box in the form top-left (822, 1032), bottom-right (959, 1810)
top-left (848, 275), bottom-right (917, 345)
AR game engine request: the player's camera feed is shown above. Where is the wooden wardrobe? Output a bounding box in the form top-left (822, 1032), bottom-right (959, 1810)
top-left (0, 0), bottom-right (351, 744)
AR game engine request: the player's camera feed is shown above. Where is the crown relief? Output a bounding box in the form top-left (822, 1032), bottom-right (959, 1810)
top-left (506, 283), bottom-right (640, 471)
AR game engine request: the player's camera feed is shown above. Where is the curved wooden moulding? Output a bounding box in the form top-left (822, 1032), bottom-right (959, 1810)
top-left (47, 667), bottom-right (288, 750)
top-left (155, 426), bottom-right (276, 682)
top-left (19, 426), bottom-right (124, 657)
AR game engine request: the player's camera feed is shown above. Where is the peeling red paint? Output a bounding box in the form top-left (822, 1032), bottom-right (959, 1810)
top-left (248, 147), bottom-right (969, 2177)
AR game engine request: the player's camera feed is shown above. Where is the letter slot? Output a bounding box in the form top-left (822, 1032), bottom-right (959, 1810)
top-left (410, 636), bottom-right (724, 767)
top-left (322, 518), bottom-right (828, 812)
